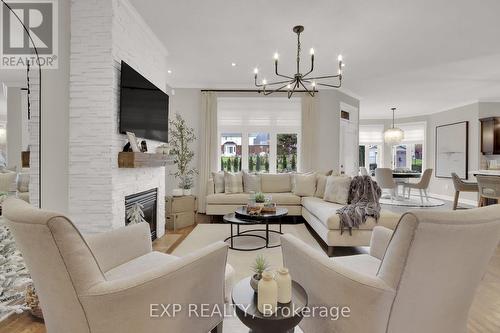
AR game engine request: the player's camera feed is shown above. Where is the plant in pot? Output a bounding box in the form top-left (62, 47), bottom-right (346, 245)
top-left (254, 192), bottom-right (266, 205)
top-left (250, 255), bottom-right (270, 292)
top-left (169, 113), bottom-right (198, 196)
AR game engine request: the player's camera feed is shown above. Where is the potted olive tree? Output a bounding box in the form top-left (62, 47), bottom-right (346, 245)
top-left (169, 113), bottom-right (198, 196)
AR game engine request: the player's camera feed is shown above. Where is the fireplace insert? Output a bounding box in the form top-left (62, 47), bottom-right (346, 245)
top-left (125, 188), bottom-right (158, 240)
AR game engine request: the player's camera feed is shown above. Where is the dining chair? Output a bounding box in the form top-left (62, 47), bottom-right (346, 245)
top-left (375, 168), bottom-right (398, 200)
top-left (451, 172), bottom-right (478, 210)
top-left (359, 167), bottom-right (369, 176)
top-left (403, 169), bottom-right (433, 205)
top-left (476, 175), bottom-right (500, 207)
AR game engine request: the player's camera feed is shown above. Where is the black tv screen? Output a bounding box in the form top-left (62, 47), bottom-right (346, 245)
top-left (119, 61), bottom-right (169, 143)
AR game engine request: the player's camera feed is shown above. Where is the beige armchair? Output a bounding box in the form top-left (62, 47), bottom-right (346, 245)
top-left (4, 198), bottom-right (227, 333)
top-left (282, 206), bottom-right (500, 333)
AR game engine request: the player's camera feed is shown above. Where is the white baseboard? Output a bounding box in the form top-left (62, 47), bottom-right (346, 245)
top-left (428, 192), bottom-right (477, 207)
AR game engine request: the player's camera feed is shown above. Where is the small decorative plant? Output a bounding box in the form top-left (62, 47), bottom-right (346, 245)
top-left (250, 255), bottom-right (270, 291)
top-left (252, 255), bottom-right (269, 278)
top-left (255, 192), bottom-right (266, 203)
top-left (168, 113), bottom-right (198, 190)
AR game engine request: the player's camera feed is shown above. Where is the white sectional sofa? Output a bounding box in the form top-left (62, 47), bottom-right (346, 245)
top-left (206, 172), bottom-right (400, 255)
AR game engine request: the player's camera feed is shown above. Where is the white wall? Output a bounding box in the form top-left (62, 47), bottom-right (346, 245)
top-left (311, 90), bottom-right (360, 172)
top-left (426, 103), bottom-right (480, 202)
top-left (6, 87), bottom-right (22, 170)
top-left (39, 0), bottom-right (71, 212)
top-left (167, 88), bottom-right (201, 195)
top-left (69, 0), bottom-right (168, 235)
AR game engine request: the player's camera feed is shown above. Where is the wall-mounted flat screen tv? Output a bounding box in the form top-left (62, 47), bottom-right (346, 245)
top-left (119, 61), bottom-right (169, 143)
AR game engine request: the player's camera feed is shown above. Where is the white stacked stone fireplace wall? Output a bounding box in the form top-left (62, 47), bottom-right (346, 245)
top-left (69, 0), bottom-right (168, 236)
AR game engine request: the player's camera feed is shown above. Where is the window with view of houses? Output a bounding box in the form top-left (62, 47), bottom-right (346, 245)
top-left (218, 97), bottom-right (301, 173)
top-left (391, 122), bottom-right (426, 172)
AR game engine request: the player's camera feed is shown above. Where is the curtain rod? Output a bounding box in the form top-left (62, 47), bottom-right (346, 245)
top-left (199, 89), bottom-right (316, 93)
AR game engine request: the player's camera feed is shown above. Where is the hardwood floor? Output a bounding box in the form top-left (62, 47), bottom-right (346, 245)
top-left (1, 212), bottom-right (499, 332)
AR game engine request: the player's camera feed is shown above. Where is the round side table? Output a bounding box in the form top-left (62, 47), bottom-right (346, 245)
top-left (231, 276), bottom-right (308, 333)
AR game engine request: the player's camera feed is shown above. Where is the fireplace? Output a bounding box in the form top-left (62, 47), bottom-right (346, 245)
top-left (125, 188), bottom-right (158, 240)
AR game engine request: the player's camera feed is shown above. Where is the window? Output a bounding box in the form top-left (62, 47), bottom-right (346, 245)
top-left (249, 133), bottom-right (270, 172)
top-left (391, 122), bottom-right (426, 171)
top-left (359, 125), bottom-right (384, 174)
top-left (218, 97), bottom-right (301, 173)
top-left (220, 133), bottom-right (242, 172)
top-left (277, 134), bottom-right (298, 173)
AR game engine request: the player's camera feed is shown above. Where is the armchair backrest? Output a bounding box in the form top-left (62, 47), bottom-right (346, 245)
top-left (4, 198), bottom-right (105, 333)
top-left (377, 206), bottom-right (500, 333)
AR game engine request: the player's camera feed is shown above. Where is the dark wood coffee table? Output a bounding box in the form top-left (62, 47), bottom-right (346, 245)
top-left (223, 207), bottom-right (288, 251)
top-left (232, 276), bottom-right (308, 333)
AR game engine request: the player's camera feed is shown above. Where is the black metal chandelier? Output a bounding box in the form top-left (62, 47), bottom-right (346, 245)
top-left (254, 25), bottom-right (344, 98)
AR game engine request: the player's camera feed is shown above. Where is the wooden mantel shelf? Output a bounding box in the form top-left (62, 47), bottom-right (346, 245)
top-left (118, 152), bottom-right (172, 168)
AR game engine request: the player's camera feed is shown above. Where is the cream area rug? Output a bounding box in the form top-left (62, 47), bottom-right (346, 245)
top-left (172, 223), bottom-right (322, 333)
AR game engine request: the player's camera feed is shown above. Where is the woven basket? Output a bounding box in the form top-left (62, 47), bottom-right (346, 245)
top-left (25, 283), bottom-right (44, 320)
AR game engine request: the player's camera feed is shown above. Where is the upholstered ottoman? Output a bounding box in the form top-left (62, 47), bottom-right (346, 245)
top-left (225, 264), bottom-right (235, 302)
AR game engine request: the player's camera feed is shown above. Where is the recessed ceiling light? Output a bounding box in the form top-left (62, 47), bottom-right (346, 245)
top-left (167, 70), bottom-right (172, 74)
top-left (231, 62), bottom-right (236, 67)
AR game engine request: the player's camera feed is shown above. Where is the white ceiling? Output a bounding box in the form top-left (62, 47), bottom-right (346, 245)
top-left (129, 0), bottom-right (500, 118)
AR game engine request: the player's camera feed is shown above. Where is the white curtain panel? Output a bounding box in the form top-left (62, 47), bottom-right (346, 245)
top-left (300, 95), bottom-right (314, 172)
top-left (198, 92), bottom-right (218, 213)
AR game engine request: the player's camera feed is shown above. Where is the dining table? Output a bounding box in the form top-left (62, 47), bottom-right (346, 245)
top-left (391, 171), bottom-right (422, 198)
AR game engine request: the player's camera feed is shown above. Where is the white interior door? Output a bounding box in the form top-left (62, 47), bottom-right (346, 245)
top-left (339, 104), bottom-right (359, 176)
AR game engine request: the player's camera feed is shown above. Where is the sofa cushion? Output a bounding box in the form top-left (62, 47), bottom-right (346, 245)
top-left (207, 192), bottom-right (301, 205)
top-left (224, 171), bottom-right (243, 193)
top-left (323, 176), bottom-right (351, 204)
top-left (243, 171), bottom-right (261, 193)
top-left (302, 197), bottom-right (400, 230)
top-left (261, 174), bottom-right (292, 193)
top-left (211, 171), bottom-right (225, 193)
top-left (293, 173), bottom-right (317, 197)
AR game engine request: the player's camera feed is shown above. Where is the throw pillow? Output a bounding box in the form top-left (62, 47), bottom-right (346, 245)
top-left (315, 174), bottom-right (328, 198)
top-left (224, 171), bottom-right (244, 194)
top-left (243, 171), bottom-right (261, 193)
top-left (293, 173), bottom-right (317, 197)
top-left (0, 171), bottom-right (17, 193)
top-left (323, 176), bottom-right (352, 205)
top-left (261, 174), bottom-right (292, 193)
top-left (17, 173), bottom-right (30, 193)
top-left (211, 171), bottom-right (225, 193)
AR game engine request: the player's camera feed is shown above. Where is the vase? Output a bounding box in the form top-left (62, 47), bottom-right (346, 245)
top-left (275, 267), bottom-right (292, 303)
top-left (183, 189), bottom-right (191, 196)
top-left (250, 273), bottom-right (260, 292)
top-left (257, 271), bottom-right (277, 316)
top-left (172, 188), bottom-right (183, 197)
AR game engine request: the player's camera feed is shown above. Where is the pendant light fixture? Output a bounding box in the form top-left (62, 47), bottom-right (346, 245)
top-left (384, 107), bottom-right (404, 144)
top-left (253, 25), bottom-right (344, 98)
